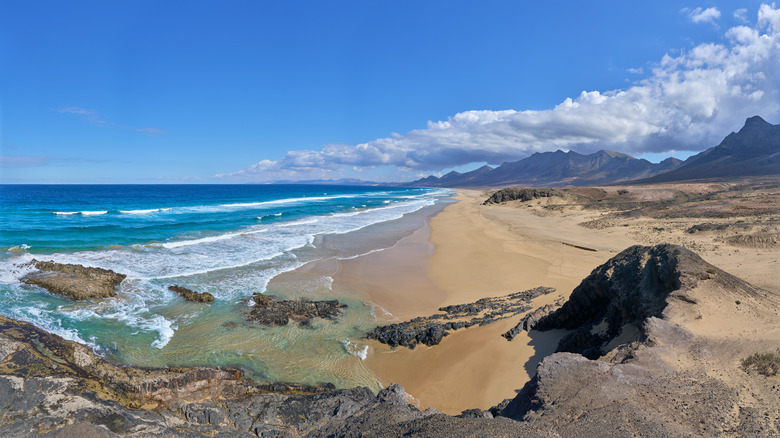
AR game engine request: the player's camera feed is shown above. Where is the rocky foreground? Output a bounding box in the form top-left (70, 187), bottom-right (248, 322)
top-left (0, 314), bottom-right (552, 437)
top-left (3, 244), bottom-right (780, 436)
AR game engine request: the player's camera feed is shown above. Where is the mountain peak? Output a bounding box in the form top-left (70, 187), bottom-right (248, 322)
top-left (744, 115), bottom-right (770, 128)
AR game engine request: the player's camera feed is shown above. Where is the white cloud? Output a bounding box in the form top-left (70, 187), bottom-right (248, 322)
top-left (688, 7), bottom-right (722, 24)
top-left (57, 107), bottom-right (166, 136)
top-left (221, 4), bottom-right (780, 181)
top-left (734, 8), bottom-right (749, 23)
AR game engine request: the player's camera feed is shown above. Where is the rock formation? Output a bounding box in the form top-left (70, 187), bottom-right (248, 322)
top-left (491, 244), bottom-right (780, 436)
top-left (0, 314), bottom-right (554, 437)
top-left (533, 244), bottom-right (723, 358)
top-left (368, 286), bottom-right (555, 348)
top-left (483, 188), bottom-right (559, 205)
top-left (502, 304), bottom-right (559, 341)
top-left (168, 285), bottom-right (214, 303)
top-left (247, 293), bottom-right (346, 327)
top-left (20, 259), bottom-right (126, 300)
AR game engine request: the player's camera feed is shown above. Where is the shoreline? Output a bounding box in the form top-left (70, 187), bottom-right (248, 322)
top-left (331, 189), bottom-right (636, 414)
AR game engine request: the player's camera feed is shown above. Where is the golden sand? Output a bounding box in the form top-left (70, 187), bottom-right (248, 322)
top-left (322, 187), bottom-right (778, 414)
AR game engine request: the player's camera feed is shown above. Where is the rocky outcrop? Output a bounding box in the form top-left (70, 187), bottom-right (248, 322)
top-left (168, 285), bottom-right (214, 303)
top-left (502, 304), bottom-right (559, 341)
top-left (248, 293), bottom-right (346, 327)
top-left (532, 244), bottom-right (728, 358)
top-left (491, 244), bottom-right (780, 437)
top-left (483, 188), bottom-right (559, 205)
top-left (20, 259), bottom-right (126, 300)
top-left (368, 287), bottom-right (555, 348)
top-left (0, 314), bottom-right (556, 437)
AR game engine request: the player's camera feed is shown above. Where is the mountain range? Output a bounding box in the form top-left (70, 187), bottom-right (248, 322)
top-left (405, 115), bottom-right (779, 188)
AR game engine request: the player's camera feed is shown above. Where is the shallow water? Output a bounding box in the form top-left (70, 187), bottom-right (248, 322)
top-left (0, 184), bottom-right (452, 389)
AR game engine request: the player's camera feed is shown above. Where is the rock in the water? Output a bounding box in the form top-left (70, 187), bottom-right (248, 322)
top-left (20, 259), bottom-right (126, 300)
top-left (168, 285), bottom-right (214, 303)
top-left (367, 319), bottom-right (450, 348)
top-left (248, 293), bottom-right (346, 327)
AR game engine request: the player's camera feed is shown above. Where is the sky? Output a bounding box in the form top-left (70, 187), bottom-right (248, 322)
top-left (1, 1), bottom-right (779, 184)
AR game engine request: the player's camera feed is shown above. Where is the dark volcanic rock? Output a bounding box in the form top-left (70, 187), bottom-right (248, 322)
top-left (502, 304), bottom-right (559, 341)
top-left (20, 259), bottom-right (126, 300)
top-left (168, 285), bottom-right (214, 303)
top-left (483, 188), bottom-right (558, 205)
top-left (248, 293), bottom-right (346, 327)
top-left (531, 244), bottom-right (742, 359)
top-left (368, 286), bottom-right (556, 348)
top-left (367, 319), bottom-right (450, 348)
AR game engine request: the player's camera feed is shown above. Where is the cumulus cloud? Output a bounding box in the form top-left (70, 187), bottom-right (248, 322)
top-left (57, 107), bottom-right (166, 136)
top-left (688, 7), bottom-right (722, 24)
top-left (221, 4), bottom-right (780, 181)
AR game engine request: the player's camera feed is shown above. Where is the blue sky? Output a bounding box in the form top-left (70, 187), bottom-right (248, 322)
top-left (1, 1), bottom-right (778, 183)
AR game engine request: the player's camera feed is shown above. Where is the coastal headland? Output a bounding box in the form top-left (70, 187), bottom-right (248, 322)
top-left (2, 180), bottom-right (780, 436)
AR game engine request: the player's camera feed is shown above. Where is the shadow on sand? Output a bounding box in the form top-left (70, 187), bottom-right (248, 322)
top-left (516, 328), bottom-right (571, 392)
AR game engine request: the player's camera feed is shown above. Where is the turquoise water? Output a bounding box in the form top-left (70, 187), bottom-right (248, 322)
top-left (0, 184), bottom-right (451, 388)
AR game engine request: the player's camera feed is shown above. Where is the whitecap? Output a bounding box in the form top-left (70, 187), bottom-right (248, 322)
top-left (160, 228), bottom-right (268, 249)
top-left (120, 208), bottom-right (162, 214)
top-left (341, 340), bottom-right (369, 360)
top-left (277, 219), bottom-right (319, 227)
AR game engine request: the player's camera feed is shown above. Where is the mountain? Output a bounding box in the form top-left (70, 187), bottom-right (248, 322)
top-left (640, 116), bottom-right (780, 183)
top-left (255, 178), bottom-right (385, 186)
top-left (406, 150), bottom-right (682, 188)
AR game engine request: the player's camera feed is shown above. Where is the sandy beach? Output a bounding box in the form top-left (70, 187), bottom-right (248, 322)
top-left (332, 189), bottom-right (633, 414)
top-left (327, 186), bottom-right (780, 415)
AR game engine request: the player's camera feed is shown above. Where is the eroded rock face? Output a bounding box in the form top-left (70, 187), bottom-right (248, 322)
top-left (247, 293), bottom-right (346, 327)
top-left (533, 244), bottom-right (719, 358)
top-left (21, 259), bottom-right (126, 300)
top-left (168, 285), bottom-right (214, 303)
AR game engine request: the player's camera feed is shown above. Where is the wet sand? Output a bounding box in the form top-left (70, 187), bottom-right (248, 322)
top-left (335, 190), bottom-right (637, 414)
top-left (276, 185), bottom-right (780, 415)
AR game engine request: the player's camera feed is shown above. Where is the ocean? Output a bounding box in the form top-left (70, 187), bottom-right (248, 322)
top-left (0, 184), bottom-right (452, 389)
